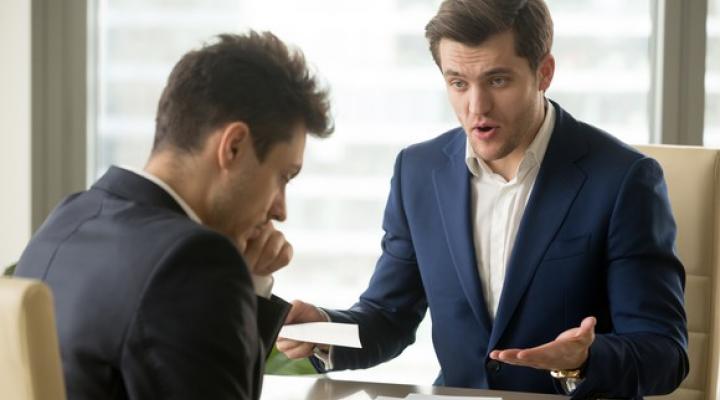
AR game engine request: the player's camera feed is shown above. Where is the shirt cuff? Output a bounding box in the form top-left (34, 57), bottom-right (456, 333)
top-left (312, 307), bottom-right (334, 370)
top-left (251, 274), bottom-right (274, 299)
top-left (561, 377), bottom-right (584, 394)
top-left (313, 346), bottom-right (334, 371)
top-left (316, 307), bottom-right (331, 322)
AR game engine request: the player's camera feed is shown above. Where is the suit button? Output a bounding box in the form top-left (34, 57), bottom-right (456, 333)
top-left (486, 360), bottom-right (501, 373)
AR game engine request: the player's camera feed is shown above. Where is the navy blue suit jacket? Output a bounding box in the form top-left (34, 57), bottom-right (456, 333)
top-left (322, 102), bottom-right (688, 399)
top-left (16, 167), bottom-right (289, 400)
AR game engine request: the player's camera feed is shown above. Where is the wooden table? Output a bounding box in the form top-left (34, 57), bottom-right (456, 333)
top-left (260, 375), bottom-right (568, 400)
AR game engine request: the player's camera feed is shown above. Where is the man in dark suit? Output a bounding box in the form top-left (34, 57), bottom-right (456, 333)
top-left (278, 1), bottom-right (688, 398)
top-left (16, 31), bottom-right (333, 400)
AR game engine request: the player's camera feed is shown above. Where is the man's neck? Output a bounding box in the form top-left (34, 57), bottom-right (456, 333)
top-left (144, 152), bottom-right (210, 222)
top-left (487, 152), bottom-right (525, 182)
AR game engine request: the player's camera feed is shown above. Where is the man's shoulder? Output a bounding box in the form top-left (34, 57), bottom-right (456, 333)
top-left (19, 186), bottom-right (239, 283)
top-left (553, 102), bottom-right (645, 168)
top-left (62, 183), bottom-right (215, 244)
top-left (103, 198), bottom-right (239, 267)
top-left (401, 126), bottom-right (466, 164)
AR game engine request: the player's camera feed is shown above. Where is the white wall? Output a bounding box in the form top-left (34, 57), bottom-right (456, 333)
top-left (0, 0), bottom-right (32, 268)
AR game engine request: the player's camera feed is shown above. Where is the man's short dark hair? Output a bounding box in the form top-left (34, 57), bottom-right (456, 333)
top-left (153, 31), bottom-right (333, 160)
top-left (425, 0), bottom-right (553, 70)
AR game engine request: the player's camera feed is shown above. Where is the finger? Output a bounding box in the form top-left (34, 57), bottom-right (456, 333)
top-left (276, 338), bottom-right (314, 357)
top-left (574, 316), bottom-right (597, 345)
top-left (283, 341), bottom-right (316, 359)
top-left (577, 316), bottom-right (596, 336)
top-left (258, 242), bottom-right (293, 275)
top-left (556, 316), bottom-right (596, 342)
top-left (285, 300), bottom-right (307, 324)
top-left (517, 339), bottom-right (589, 370)
top-left (255, 231), bottom-right (288, 274)
top-left (243, 222), bottom-right (274, 268)
top-left (492, 349), bottom-right (546, 369)
top-left (285, 300), bottom-right (325, 324)
top-left (516, 341), bottom-right (563, 364)
top-left (275, 338), bottom-right (293, 351)
top-left (495, 349), bottom-right (522, 361)
top-left (278, 242), bottom-right (293, 268)
top-left (276, 338), bottom-right (305, 352)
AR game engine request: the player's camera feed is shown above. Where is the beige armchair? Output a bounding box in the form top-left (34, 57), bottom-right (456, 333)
top-left (637, 145), bottom-right (720, 400)
top-left (0, 277), bottom-right (66, 400)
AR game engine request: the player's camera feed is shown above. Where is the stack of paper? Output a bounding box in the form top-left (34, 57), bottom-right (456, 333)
top-left (278, 322), bottom-right (361, 348)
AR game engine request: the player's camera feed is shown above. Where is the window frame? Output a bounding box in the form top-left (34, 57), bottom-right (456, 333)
top-left (651, 0), bottom-right (707, 145)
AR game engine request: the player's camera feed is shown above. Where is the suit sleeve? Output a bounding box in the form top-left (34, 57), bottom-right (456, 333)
top-left (317, 149), bottom-right (428, 372)
top-left (120, 231), bottom-right (261, 400)
top-left (257, 294), bottom-right (291, 360)
top-left (573, 157), bottom-right (689, 399)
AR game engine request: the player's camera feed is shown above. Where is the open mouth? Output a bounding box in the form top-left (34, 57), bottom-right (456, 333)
top-left (472, 123), bottom-right (498, 139)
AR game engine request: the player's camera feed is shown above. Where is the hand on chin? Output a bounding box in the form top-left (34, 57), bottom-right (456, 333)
top-left (238, 221), bottom-right (293, 276)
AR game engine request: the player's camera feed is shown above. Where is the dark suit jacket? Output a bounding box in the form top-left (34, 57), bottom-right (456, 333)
top-left (318, 102), bottom-right (688, 399)
top-left (16, 166), bottom-right (289, 400)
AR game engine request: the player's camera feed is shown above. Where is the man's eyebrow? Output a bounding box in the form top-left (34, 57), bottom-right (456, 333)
top-left (482, 67), bottom-right (514, 76)
top-left (443, 69), bottom-right (464, 78)
top-left (443, 67), bottom-right (514, 78)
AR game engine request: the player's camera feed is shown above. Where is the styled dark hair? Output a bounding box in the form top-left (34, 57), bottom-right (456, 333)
top-left (425, 0), bottom-right (553, 70)
top-left (153, 31), bottom-right (333, 160)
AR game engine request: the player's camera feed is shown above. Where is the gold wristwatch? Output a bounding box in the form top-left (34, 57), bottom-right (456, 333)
top-left (551, 368), bottom-right (584, 394)
top-left (550, 368), bottom-right (583, 379)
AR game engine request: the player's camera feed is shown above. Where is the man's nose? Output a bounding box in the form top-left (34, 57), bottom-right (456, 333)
top-left (269, 191), bottom-right (287, 222)
top-left (468, 86), bottom-right (492, 116)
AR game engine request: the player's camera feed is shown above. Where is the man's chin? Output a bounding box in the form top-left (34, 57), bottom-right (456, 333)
top-left (470, 143), bottom-right (503, 163)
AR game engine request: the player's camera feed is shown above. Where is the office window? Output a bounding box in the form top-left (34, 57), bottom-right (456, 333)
top-left (93, 0), bottom-right (654, 384)
top-left (547, 0), bottom-right (653, 145)
top-left (707, 0), bottom-right (720, 146)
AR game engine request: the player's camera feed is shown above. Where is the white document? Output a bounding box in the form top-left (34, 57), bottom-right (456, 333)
top-left (405, 394), bottom-right (502, 400)
top-left (278, 322), bottom-right (362, 348)
top-left (374, 397), bottom-right (404, 400)
top-left (339, 392), bottom-right (373, 400)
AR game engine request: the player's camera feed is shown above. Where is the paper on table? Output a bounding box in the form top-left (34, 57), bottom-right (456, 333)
top-left (374, 397), bottom-right (404, 400)
top-left (405, 394), bottom-right (502, 400)
top-left (338, 392), bottom-right (373, 400)
top-left (278, 322), bottom-right (362, 348)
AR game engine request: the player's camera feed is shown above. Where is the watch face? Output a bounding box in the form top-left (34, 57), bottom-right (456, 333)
top-left (550, 369), bottom-right (582, 379)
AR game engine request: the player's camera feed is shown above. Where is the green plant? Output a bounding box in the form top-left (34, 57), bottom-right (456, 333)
top-left (264, 346), bottom-right (318, 375)
top-left (3, 262), bottom-right (15, 276)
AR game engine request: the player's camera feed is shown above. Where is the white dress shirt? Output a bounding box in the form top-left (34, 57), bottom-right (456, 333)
top-left (465, 101), bottom-right (555, 318)
top-left (123, 167), bottom-right (274, 298)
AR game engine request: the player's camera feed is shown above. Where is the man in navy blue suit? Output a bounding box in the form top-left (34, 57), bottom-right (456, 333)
top-left (17, 32), bottom-right (333, 400)
top-left (278, 0), bottom-right (688, 398)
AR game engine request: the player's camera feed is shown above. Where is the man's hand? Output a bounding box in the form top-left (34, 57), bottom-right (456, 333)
top-left (276, 300), bottom-right (329, 359)
top-left (489, 316), bottom-right (596, 371)
top-left (238, 222), bottom-right (293, 276)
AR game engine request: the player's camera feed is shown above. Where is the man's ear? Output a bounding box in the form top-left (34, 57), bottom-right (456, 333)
top-left (537, 53), bottom-right (555, 92)
top-left (216, 122), bottom-right (251, 170)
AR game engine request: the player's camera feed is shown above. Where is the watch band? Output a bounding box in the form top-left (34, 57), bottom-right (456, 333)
top-left (550, 368), bottom-right (583, 379)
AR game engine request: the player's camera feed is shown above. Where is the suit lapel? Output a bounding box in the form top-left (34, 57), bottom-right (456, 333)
top-left (432, 133), bottom-right (493, 334)
top-left (488, 104), bottom-right (588, 351)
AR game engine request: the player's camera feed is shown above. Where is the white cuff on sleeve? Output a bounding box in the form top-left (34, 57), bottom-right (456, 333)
top-left (251, 274), bottom-right (274, 299)
top-left (313, 307), bottom-right (334, 370)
